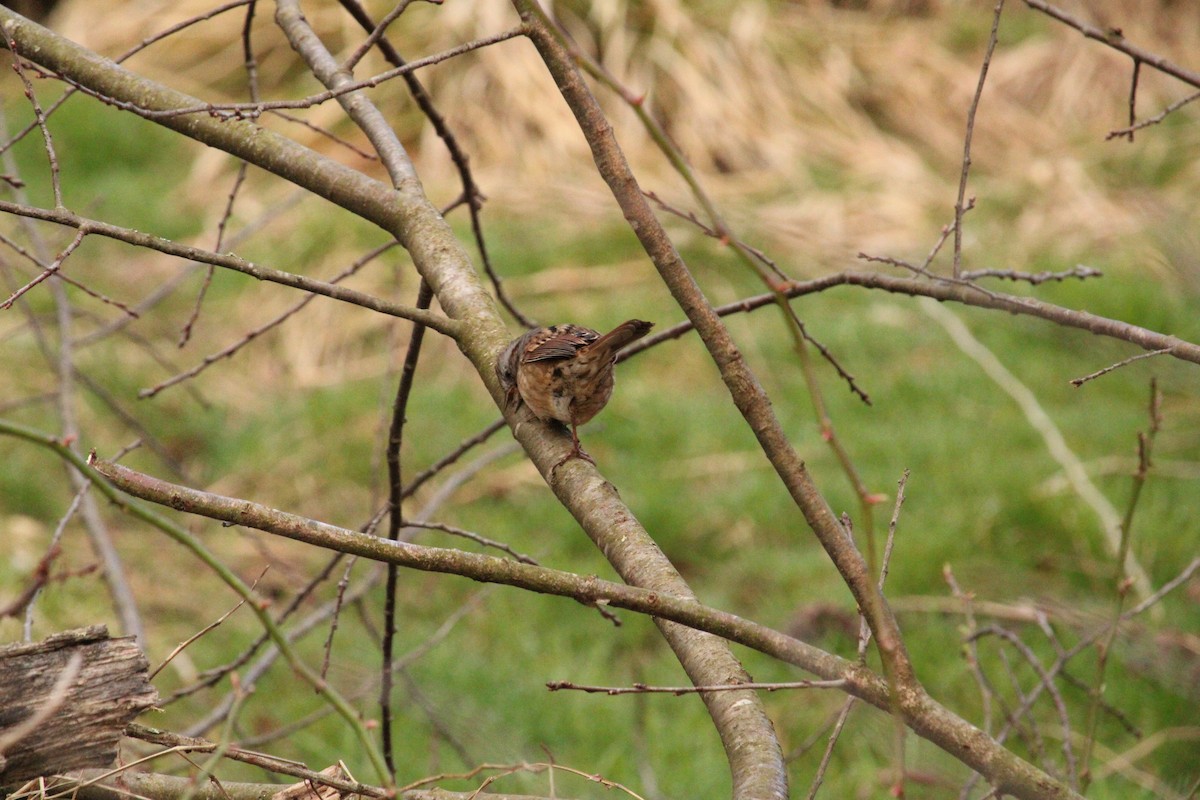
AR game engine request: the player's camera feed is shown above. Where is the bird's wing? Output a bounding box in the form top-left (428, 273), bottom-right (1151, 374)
top-left (523, 324), bottom-right (600, 362)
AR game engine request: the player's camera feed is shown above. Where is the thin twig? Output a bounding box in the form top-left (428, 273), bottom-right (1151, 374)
top-left (881, 470), bottom-right (909, 797)
top-left (5, 38), bottom-right (63, 208)
top-left (921, 200), bottom-right (973, 270)
top-left (400, 418), bottom-right (507, 499)
top-left (997, 646), bottom-right (1049, 769)
top-left (1070, 348), bottom-right (1171, 387)
top-left (944, 566), bottom-right (993, 736)
top-left (404, 520), bottom-right (538, 564)
top-left (16, 483), bottom-right (88, 638)
top-left (179, 165), bottom-right (248, 347)
top-left (786, 302), bottom-right (871, 405)
top-left (119, 29), bottom-right (528, 121)
top-left (1106, 90), bottom-right (1200, 140)
top-left (474, 760), bottom-right (647, 800)
top-left (150, 568), bottom-right (265, 679)
top-left (880, 470), bottom-right (908, 589)
top-left (272, 110), bottom-right (380, 159)
top-left (872, 249), bottom-right (1006, 301)
top-left (1123, 59), bottom-right (1141, 143)
top-left (143, 240), bottom-right (399, 397)
top-left (969, 625), bottom-right (1079, 789)
top-left (320, 556), bottom-right (355, 681)
top-left (1123, 556), bottom-right (1199, 619)
top-left (546, 678), bottom-right (846, 695)
top-left (961, 265), bottom-right (1102, 284)
top-left (953, 0), bottom-right (1005, 277)
top-left (0, 228), bottom-right (139, 315)
top-left (644, 189), bottom-right (788, 282)
top-left (1, 228), bottom-right (86, 309)
top-left (805, 697), bottom-right (856, 800)
top-left (1078, 380), bottom-right (1161, 792)
top-left (627, 268), bottom-right (1200, 367)
top-left (0, 201), bottom-right (460, 336)
top-left (342, 0), bottom-right (419, 72)
top-left (1056, 669), bottom-right (1141, 738)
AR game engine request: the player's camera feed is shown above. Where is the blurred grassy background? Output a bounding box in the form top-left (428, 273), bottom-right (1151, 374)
top-left (2, 0), bottom-right (1199, 797)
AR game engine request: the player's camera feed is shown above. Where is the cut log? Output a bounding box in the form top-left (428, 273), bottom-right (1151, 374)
top-left (0, 625), bottom-right (158, 787)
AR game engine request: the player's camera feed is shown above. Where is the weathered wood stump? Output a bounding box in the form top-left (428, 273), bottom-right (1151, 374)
top-left (0, 625), bottom-right (158, 787)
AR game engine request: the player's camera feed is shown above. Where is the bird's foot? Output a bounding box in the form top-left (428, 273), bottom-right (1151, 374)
top-left (550, 443), bottom-right (595, 473)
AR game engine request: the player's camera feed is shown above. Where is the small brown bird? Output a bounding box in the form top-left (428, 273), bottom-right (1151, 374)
top-left (496, 319), bottom-right (654, 467)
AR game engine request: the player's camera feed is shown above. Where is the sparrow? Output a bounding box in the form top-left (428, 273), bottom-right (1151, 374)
top-left (496, 319), bottom-right (654, 467)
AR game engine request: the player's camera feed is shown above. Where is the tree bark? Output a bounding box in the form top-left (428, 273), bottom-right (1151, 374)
top-left (0, 626), bottom-right (158, 787)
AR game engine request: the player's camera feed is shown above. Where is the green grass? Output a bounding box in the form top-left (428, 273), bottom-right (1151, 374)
top-left (3, 9), bottom-right (1200, 797)
top-left (8, 216), bottom-right (1198, 796)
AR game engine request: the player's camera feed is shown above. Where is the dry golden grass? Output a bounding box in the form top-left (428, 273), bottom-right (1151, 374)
top-left (14, 0), bottom-right (1193, 423)
top-left (44, 0), bottom-right (1200, 283)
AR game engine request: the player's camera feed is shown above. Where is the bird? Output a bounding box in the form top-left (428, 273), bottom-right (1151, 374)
top-left (496, 319), bottom-right (654, 468)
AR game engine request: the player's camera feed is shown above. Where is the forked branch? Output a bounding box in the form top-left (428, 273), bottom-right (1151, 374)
top-left (87, 452), bottom-right (1083, 800)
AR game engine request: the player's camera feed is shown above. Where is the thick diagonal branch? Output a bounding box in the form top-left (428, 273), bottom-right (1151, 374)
top-left (86, 454), bottom-right (1085, 800)
top-left (513, 0), bottom-right (914, 703)
top-left (269, 4), bottom-right (787, 797)
top-left (0, 9), bottom-right (787, 798)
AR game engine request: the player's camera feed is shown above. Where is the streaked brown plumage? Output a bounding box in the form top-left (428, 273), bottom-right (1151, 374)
top-left (496, 319), bottom-right (653, 466)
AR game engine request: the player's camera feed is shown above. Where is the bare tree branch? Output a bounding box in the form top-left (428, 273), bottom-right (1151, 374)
top-left (628, 270), bottom-right (1200, 367)
top-left (0, 201), bottom-right (458, 338)
top-left (85, 454), bottom-right (1087, 800)
top-left (1024, 1), bottom-right (1200, 89)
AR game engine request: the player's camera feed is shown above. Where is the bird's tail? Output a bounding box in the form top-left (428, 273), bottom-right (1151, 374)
top-left (588, 319), bottom-right (654, 359)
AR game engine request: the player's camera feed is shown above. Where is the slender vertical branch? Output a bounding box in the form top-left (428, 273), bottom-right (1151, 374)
top-left (953, 0), bottom-right (1005, 277)
top-left (1079, 380), bottom-right (1161, 791)
top-left (381, 278), bottom-right (433, 777)
top-left (1123, 59), bottom-right (1141, 142)
top-left (179, 164), bottom-right (248, 346)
